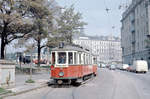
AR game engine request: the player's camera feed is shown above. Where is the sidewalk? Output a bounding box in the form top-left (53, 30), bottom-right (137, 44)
top-left (0, 70), bottom-right (51, 98)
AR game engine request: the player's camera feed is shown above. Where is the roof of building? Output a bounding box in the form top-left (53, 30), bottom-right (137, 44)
top-left (74, 35), bottom-right (121, 42)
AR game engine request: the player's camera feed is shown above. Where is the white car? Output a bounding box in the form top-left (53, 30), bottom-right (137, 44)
top-left (120, 64), bottom-right (129, 70)
top-left (109, 64), bottom-right (116, 70)
top-left (101, 64), bottom-right (106, 68)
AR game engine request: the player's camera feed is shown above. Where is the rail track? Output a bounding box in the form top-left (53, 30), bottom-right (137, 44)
top-left (41, 75), bottom-right (96, 99)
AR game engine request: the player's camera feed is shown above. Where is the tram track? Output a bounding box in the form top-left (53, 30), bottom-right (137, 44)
top-left (41, 87), bottom-right (56, 99)
top-left (41, 75), bottom-right (96, 99)
top-left (71, 76), bottom-right (96, 99)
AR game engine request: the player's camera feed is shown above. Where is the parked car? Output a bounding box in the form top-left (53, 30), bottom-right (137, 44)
top-left (109, 64), bottom-right (116, 70)
top-left (131, 60), bottom-right (148, 73)
top-left (116, 64), bottom-right (122, 69)
top-left (106, 64), bottom-right (110, 68)
top-left (24, 56), bottom-right (31, 64)
top-left (120, 64), bottom-right (129, 70)
top-left (126, 66), bottom-right (132, 71)
top-left (101, 64), bottom-right (106, 68)
top-left (98, 63), bottom-right (101, 68)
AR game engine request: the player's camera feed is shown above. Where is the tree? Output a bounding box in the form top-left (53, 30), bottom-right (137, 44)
top-left (0, 0), bottom-right (34, 59)
top-left (24, 0), bottom-right (54, 67)
top-left (56, 5), bottom-right (87, 44)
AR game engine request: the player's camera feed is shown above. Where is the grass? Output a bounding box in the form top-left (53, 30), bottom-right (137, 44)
top-left (40, 65), bottom-right (50, 68)
top-left (0, 88), bottom-right (11, 96)
top-left (0, 88), bottom-right (6, 93)
top-left (25, 79), bottom-right (35, 83)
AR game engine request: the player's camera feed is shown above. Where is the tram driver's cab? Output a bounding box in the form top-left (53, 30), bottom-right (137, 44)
top-left (51, 51), bottom-right (77, 67)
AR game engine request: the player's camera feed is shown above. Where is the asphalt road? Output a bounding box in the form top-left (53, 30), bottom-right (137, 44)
top-left (5, 68), bottom-right (150, 99)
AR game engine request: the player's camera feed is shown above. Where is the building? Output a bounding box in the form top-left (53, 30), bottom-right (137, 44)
top-left (121, 0), bottom-right (150, 66)
top-left (73, 35), bottom-right (122, 63)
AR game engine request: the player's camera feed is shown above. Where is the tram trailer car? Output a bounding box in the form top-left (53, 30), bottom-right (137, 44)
top-left (50, 44), bottom-right (97, 85)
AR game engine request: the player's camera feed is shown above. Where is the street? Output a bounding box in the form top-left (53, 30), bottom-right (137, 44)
top-left (5, 68), bottom-right (150, 99)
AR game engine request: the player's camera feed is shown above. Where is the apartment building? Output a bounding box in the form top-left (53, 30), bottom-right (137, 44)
top-left (73, 36), bottom-right (122, 63)
top-left (121, 0), bottom-right (150, 66)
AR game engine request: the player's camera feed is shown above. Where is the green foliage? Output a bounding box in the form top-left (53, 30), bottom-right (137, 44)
top-left (0, 88), bottom-right (6, 93)
top-left (55, 5), bottom-right (87, 44)
top-left (0, 87), bottom-right (11, 94)
top-left (40, 65), bottom-right (50, 68)
top-left (24, 0), bottom-right (55, 67)
top-left (0, 0), bottom-right (35, 59)
top-left (25, 79), bottom-right (35, 83)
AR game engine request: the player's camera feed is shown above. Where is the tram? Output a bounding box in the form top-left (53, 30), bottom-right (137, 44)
top-left (50, 44), bottom-right (97, 85)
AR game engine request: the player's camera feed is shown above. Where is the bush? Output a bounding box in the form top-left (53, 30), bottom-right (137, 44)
top-left (25, 79), bottom-right (35, 83)
top-left (0, 88), bottom-right (11, 94)
top-left (0, 88), bottom-right (6, 93)
top-left (41, 66), bottom-right (50, 68)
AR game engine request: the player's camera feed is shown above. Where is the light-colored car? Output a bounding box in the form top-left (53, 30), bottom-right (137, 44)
top-left (109, 64), bottom-right (116, 70)
top-left (101, 64), bottom-right (106, 68)
top-left (131, 60), bottom-right (148, 73)
top-left (116, 64), bottom-right (122, 69)
top-left (120, 64), bottom-right (129, 70)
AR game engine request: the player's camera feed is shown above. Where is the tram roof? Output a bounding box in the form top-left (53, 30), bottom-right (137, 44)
top-left (52, 44), bottom-right (90, 53)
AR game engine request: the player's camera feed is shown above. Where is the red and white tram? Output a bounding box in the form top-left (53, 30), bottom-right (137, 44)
top-left (50, 44), bottom-right (97, 84)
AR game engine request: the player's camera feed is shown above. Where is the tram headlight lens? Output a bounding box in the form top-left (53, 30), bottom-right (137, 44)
top-left (59, 72), bottom-right (64, 76)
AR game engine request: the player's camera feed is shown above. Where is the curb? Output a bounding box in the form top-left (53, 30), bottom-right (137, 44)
top-left (0, 83), bottom-right (48, 98)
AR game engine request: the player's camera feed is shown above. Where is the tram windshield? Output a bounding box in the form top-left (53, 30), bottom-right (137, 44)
top-left (58, 52), bottom-right (66, 64)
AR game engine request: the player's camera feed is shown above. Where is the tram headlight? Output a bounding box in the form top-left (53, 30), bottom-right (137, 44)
top-left (59, 72), bottom-right (64, 76)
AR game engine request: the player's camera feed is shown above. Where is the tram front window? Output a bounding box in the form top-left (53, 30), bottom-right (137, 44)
top-left (58, 52), bottom-right (66, 64)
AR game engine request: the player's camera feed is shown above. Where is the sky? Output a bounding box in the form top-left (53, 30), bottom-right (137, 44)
top-left (56, 0), bottom-right (132, 37)
top-left (3, 0), bottom-right (132, 54)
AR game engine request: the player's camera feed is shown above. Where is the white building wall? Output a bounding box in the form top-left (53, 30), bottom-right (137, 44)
top-left (73, 36), bottom-right (122, 63)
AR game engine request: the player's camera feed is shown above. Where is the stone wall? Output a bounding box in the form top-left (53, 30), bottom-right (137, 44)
top-left (0, 60), bottom-right (15, 88)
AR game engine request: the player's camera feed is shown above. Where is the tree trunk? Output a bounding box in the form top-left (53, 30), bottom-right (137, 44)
top-left (1, 23), bottom-right (7, 59)
top-left (1, 37), bottom-right (6, 59)
top-left (69, 35), bottom-right (72, 44)
top-left (37, 39), bottom-right (41, 68)
top-left (69, 32), bottom-right (72, 44)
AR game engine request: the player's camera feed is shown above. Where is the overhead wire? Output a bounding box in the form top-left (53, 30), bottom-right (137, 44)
top-left (103, 0), bottom-right (114, 37)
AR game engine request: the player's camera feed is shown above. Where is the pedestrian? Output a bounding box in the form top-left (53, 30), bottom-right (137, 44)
top-left (23, 56), bottom-right (26, 64)
top-left (19, 55), bottom-right (22, 64)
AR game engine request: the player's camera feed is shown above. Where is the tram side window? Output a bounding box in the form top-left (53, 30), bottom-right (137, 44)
top-left (86, 54), bottom-right (88, 64)
top-left (89, 55), bottom-right (91, 64)
top-left (74, 52), bottom-right (77, 64)
top-left (79, 53), bottom-right (81, 64)
top-left (83, 54), bottom-right (85, 64)
top-left (58, 52), bottom-right (66, 64)
top-left (68, 52), bottom-right (73, 64)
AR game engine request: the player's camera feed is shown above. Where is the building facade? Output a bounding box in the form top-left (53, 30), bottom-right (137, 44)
top-left (121, 0), bottom-right (150, 66)
top-left (73, 36), bottom-right (122, 63)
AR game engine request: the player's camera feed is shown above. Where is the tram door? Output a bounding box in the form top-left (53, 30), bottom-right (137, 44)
top-left (51, 52), bottom-right (55, 65)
